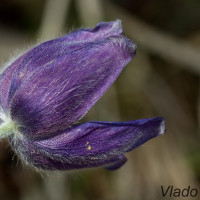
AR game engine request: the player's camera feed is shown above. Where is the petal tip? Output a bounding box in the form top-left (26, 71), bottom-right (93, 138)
top-left (157, 117), bottom-right (166, 135)
top-left (113, 19), bottom-right (122, 28)
top-left (109, 19), bottom-right (123, 34)
top-left (124, 37), bottom-right (137, 59)
top-left (130, 41), bottom-right (137, 58)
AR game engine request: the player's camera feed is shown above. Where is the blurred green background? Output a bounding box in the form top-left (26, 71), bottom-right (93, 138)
top-left (0, 0), bottom-right (200, 200)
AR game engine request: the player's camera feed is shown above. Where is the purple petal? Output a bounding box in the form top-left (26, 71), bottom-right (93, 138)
top-left (61, 20), bottom-right (122, 43)
top-left (6, 20), bottom-right (122, 101)
top-left (21, 20), bottom-right (122, 67)
top-left (0, 20), bottom-right (122, 111)
top-left (0, 54), bottom-right (26, 111)
top-left (10, 36), bottom-right (136, 139)
top-left (10, 117), bottom-right (165, 170)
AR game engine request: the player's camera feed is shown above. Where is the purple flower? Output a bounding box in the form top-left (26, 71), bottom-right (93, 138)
top-left (0, 20), bottom-right (165, 170)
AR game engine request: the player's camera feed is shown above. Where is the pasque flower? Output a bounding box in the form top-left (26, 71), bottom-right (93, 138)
top-left (0, 20), bottom-right (165, 170)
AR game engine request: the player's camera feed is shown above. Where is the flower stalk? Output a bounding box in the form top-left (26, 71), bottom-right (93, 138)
top-left (0, 114), bottom-right (17, 139)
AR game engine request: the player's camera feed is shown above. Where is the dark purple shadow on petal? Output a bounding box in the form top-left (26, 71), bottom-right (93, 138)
top-left (6, 20), bottom-right (122, 102)
top-left (104, 155), bottom-right (127, 170)
top-left (10, 117), bottom-right (165, 170)
top-left (10, 36), bottom-right (136, 139)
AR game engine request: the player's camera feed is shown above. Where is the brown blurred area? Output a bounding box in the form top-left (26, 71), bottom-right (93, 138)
top-left (0, 0), bottom-right (200, 200)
